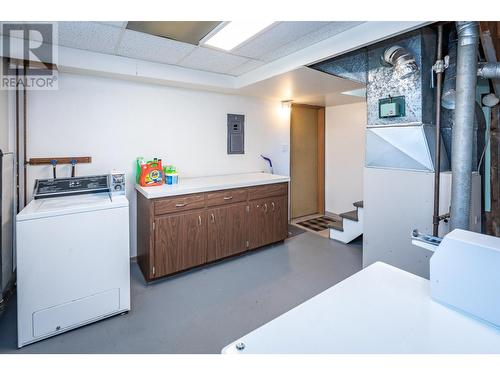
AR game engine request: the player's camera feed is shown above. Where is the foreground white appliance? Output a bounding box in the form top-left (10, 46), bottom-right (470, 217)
top-left (222, 260), bottom-right (500, 354)
top-left (16, 191), bottom-right (130, 348)
top-left (414, 229), bottom-right (500, 328)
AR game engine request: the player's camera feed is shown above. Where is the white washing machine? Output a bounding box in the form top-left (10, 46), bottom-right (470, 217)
top-left (16, 175), bottom-right (130, 347)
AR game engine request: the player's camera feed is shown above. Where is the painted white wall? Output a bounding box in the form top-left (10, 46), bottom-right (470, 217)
top-left (1, 79), bottom-right (15, 291)
top-left (325, 102), bottom-right (366, 214)
top-left (26, 72), bottom-right (290, 256)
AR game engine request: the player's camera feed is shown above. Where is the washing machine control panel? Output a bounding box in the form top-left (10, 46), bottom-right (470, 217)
top-left (110, 171), bottom-right (126, 196)
top-left (34, 175), bottom-right (110, 199)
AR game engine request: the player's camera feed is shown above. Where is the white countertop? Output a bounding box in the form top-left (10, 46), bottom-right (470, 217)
top-left (136, 172), bottom-right (290, 199)
top-left (222, 262), bottom-right (500, 354)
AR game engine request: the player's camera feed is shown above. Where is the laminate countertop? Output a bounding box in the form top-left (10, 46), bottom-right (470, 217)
top-left (135, 172), bottom-right (290, 199)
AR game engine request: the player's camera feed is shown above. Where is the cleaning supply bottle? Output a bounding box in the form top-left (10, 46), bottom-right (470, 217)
top-left (139, 158), bottom-right (164, 187)
top-left (164, 165), bottom-right (179, 185)
top-left (136, 157), bottom-right (145, 183)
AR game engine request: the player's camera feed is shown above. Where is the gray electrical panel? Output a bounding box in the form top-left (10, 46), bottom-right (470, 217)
top-left (227, 114), bottom-right (245, 154)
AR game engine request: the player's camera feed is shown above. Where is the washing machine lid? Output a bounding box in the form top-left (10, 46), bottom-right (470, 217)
top-left (17, 193), bottom-right (129, 222)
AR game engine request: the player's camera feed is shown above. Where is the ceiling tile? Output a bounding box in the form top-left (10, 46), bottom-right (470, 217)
top-left (178, 47), bottom-right (250, 74)
top-left (232, 21), bottom-right (330, 60)
top-left (117, 29), bottom-right (196, 65)
top-left (260, 21), bottom-right (365, 62)
top-left (226, 59), bottom-right (265, 76)
top-left (57, 22), bottom-right (123, 54)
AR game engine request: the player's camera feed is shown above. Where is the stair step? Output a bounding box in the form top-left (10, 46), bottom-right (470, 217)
top-left (340, 210), bottom-right (358, 222)
top-left (353, 201), bottom-right (363, 208)
top-left (328, 220), bottom-right (344, 232)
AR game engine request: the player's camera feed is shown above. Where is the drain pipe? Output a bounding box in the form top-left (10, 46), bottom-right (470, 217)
top-left (450, 21), bottom-right (480, 231)
top-left (432, 24), bottom-right (445, 236)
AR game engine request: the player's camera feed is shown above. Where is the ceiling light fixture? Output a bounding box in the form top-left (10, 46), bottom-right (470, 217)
top-left (201, 21), bottom-right (274, 51)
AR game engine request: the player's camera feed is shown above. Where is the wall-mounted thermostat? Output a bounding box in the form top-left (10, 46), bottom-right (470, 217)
top-left (379, 96), bottom-right (406, 118)
top-left (227, 114), bottom-right (245, 154)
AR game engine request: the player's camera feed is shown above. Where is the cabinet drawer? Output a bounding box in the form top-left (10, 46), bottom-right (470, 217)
top-left (248, 183), bottom-right (287, 200)
top-left (154, 194), bottom-right (205, 215)
top-left (206, 188), bottom-right (248, 207)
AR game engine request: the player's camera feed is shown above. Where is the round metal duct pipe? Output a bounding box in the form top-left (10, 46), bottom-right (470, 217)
top-left (442, 32), bottom-right (457, 110)
top-left (381, 45), bottom-right (419, 79)
top-left (450, 21), bottom-right (480, 231)
top-left (477, 62), bottom-right (500, 79)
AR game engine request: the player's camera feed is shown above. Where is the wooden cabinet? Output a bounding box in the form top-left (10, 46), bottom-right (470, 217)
top-left (270, 195), bottom-right (288, 244)
top-left (248, 195), bottom-right (288, 249)
top-left (137, 182), bottom-right (288, 282)
top-left (153, 210), bottom-right (207, 278)
top-left (248, 198), bottom-right (268, 250)
top-left (207, 202), bottom-right (248, 262)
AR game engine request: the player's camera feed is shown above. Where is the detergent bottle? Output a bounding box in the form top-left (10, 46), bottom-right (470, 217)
top-left (164, 165), bottom-right (179, 185)
top-left (139, 158), bottom-right (164, 187)
top-left (136, 157), bottom-right (145, 183)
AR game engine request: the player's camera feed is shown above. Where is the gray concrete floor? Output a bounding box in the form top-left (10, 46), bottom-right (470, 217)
top-left (0, 232), bottom-right (362, 354)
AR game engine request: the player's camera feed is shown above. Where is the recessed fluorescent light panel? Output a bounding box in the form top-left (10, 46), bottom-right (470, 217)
top-left (341, 88), bottom-right (367, 98)
top-left (126, 21), bottom-right (222, 45)
top-left (202, 21), bottom-right (274, 50)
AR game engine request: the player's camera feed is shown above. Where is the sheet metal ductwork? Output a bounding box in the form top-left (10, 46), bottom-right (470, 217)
top-left (440, 24), bottom-right (486, 171)
top-left (477, 62), bottom-right (500, 79)
top-left (380, 45), bottom-right (419, 80)
top-left (441, 31), bottom-right (457, 110)
top-left (450, 21), bottom-right (480, 231)
top-left (311, 28), bottom-right (446, 172)
top-left (364, 29), bottom-right (446, 172)
top-left (309, 49), bottom-right (368, 85)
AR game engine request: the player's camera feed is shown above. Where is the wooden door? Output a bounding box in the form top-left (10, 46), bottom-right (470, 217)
top-left (269, 195), bottom-right (288, 243)
top-left (207, 202), bottom-right (248, 261)
top-left (154, 210), bottom-right (207, 277)
top-left (290, 105), bottom-right (324, 218)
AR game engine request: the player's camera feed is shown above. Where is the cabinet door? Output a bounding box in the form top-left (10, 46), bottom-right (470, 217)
top-left (248, 199), bottom-right (269, 249)
top-left (269, 195), bottom-right (288, 243)
top-left (207, 202), bottom-right (248, 261)
top-left (154, 210), bottom-right (207, 277)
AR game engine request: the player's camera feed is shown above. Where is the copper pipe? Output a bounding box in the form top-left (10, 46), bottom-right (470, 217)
top-left (433, 24), bottom-right (444, 236)
top-left (23, 63), bottom-right (27, 206)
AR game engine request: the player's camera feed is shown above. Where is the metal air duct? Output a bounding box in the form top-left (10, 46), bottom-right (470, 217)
top-left (450, 21), bottom-right (480, 231)
top-left (381, 45), bottom-right (419, 79)
top-left (477, 62), bottom-right (500, 79)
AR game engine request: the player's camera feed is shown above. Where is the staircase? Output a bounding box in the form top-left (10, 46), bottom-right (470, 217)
top-left (329, 201), bottom-right (363, 244)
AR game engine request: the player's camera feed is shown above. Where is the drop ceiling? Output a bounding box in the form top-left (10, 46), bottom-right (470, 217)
top-left (53, 21), bottom-right (364, 76)
top-left (126, 21), bottom-right (221, 45)
top-left (0, 21), bottom-right (428, 106)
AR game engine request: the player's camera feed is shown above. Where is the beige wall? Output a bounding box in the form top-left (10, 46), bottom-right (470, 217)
top-left (325, 102), bottom-right (366, 214)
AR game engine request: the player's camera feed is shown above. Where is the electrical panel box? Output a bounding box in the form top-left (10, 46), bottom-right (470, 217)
top-left (379, 96), bottom-right (405, 118)
top-left (227, 114), bottom-right (245, 154)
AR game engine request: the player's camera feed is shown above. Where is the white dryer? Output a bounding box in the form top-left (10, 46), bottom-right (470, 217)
top-left (16, 175), bottom-right (130, 347)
